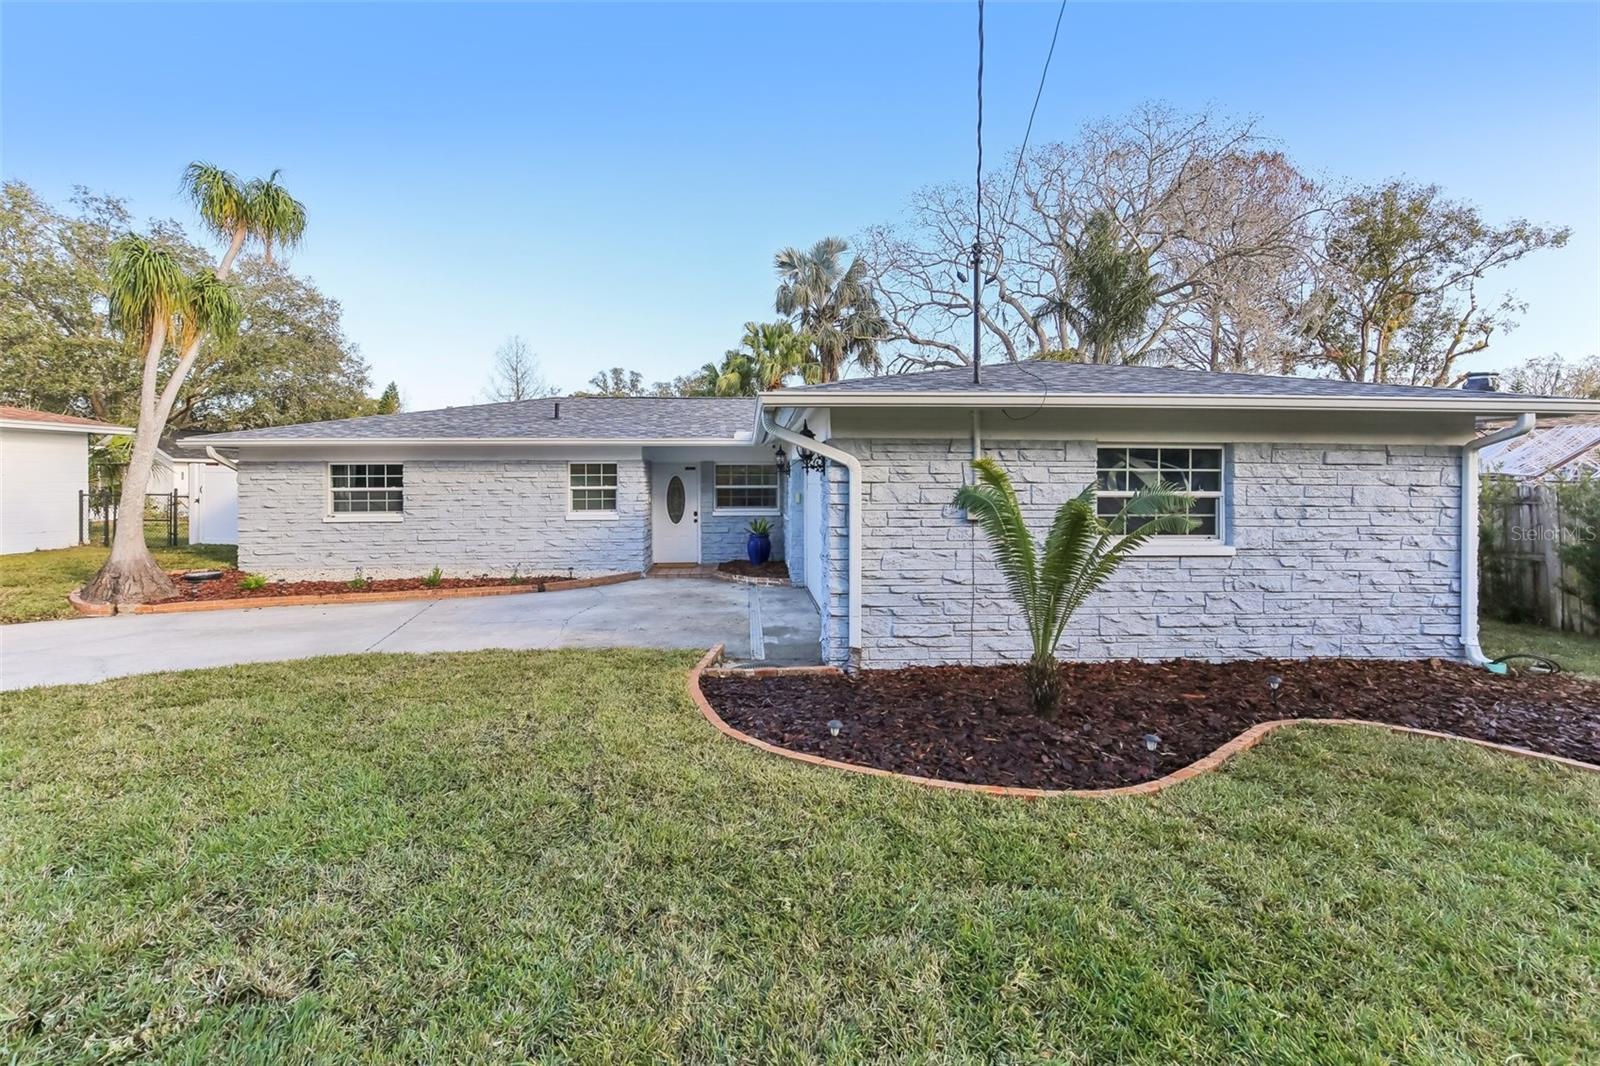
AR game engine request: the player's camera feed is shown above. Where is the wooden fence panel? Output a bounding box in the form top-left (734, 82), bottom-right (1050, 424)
top-left (1481, 481), bottom-right (1594, 635)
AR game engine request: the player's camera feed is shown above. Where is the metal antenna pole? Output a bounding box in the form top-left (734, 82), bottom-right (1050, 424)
top-left (972, 240), bottom-right (982, 386)
top-left (973, 0), bottom-right (985, 386)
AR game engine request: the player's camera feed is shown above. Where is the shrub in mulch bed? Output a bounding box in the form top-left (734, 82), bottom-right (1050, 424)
top-left (151, 570), bottom-right (568, 604)
top-left (699, 659), bottom-right (1600, 791)
top-left (716, 559), bottom-right (790, 581)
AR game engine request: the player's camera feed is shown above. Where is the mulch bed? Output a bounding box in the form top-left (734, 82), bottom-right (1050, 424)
top-left (716, 560), bottom-right (791, 581)
top-left (700, 659), bottom-right (1600, 790)
top-left (151, 570), bottom-right (567, 604)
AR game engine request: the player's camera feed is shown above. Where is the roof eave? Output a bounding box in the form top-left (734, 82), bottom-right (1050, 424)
top-left (757, 391), bottom-right (1600, 416)
top-left (0, 418), bottom-right (132, 435)
top-left (181, 435), bottom-right (759, 448)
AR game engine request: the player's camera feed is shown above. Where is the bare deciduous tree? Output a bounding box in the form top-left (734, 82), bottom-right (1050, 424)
top-left (1499, 353), bottom-right (1600, 398)
top-left (482, 335), bottom-right (553, 401)
top-left (862, 104), bottom-right (1323, 372)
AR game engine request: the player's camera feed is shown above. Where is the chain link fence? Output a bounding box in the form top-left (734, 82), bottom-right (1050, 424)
top-left (79, 487), bottom-right (188, 548)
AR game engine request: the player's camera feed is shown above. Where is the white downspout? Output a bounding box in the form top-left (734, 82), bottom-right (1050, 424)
top-left (1460, 413), bottom-right (1535, 664)
top-left (204, 445), bottom-right (238, 471)
top-left (761, 410), bottom-right (862, 660)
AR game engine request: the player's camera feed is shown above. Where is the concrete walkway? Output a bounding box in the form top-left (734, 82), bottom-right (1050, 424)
top-left (0, 578), bottom-right (821, 691)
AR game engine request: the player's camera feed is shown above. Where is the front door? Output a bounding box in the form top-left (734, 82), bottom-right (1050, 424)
top-left (651, 465), bottom-right (700, 564)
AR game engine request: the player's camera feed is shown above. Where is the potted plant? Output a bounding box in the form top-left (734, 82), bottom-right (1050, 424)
top-left (745, 518), bottom-right (773, 565)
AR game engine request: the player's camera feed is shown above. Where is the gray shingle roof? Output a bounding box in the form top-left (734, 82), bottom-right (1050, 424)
top-left (775, 361), bottom-right (1548, 402)
top-left (187, 396), bottom-right (758, 444)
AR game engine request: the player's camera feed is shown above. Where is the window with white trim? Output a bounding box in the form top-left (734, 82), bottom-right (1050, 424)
top-left (714, 464), bottom-right (779, 511)
top-left (329, 463), bottom-right (403, 514)
top-left (1095, 447), bottom-right (1223, 538)
top-left (569, 462), bottom-right (618, 512)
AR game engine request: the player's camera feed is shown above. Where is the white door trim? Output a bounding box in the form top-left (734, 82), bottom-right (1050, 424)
top-left (651, 464), bottom-right (701, 564)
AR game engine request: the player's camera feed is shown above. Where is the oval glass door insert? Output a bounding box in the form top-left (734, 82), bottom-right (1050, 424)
top-left (666, 476), bottom-right (686, 523)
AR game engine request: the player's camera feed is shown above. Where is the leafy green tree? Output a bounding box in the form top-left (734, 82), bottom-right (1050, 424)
top-left (775, 237), bottom-right (888, 381)
top-left (953, 458), bottom-right (1194, 715)
top-left (1305, 181), bottom-right (1568, 385)
top-left (171, 257), bottom-right (372, 429)
top-left (0, 181), bottom-right (368, 429)
top-left (1555, 474), bottom-right (1600, 625)
top-left (580, 368), bottom-right (646, 397)
top-left (374, 382), bottom-right (402, 414)
top-left (83, 164), bottom-right (304, 605)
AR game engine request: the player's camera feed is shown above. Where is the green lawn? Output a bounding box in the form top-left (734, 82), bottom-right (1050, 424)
top-left (0, 541), bottom-right (236, 624)
top-left (2, 650), bottom-right (1597, 1063)
top-left (1481, 617), bottom-right (1600, 677)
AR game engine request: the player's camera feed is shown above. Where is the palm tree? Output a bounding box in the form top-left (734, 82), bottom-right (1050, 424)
top-left (82, 163), bottom-right (300, 604)
top-left (80, 238), bottom-right (241, 602)
top-left (774, 238), bottom-right (888, 381)
top-left (953, 458), bottom-right (1195, 715)
top-left (700, 322), bottom-right (820, 396)
top-left (1038, 211), bottom-right (1158, 363)
top-left (186, 163), bottom-right (306, 273)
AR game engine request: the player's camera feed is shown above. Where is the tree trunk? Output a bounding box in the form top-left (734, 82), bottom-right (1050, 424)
top-left (79, 403), bottom-right (178, 604)
top-left (1025, 652), bottom-right (1062, 717)
top-left (81, 320), bottom-right (179, 605)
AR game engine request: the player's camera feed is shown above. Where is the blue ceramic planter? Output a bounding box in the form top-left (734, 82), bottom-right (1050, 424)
top-left (746, 532), bottom-right (772, 566)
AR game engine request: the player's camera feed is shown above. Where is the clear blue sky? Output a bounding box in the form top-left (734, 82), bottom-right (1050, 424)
top-left (4, 2), bottom-right (1597, 406)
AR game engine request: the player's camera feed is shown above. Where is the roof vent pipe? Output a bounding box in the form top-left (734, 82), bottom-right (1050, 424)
top-left (553, 401), bottom-right (560, 420)
top-left (1462, 372), bottom-right (1500, 392)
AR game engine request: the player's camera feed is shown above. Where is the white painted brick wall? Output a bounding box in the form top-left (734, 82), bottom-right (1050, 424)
top-left (698, 462), bottom-right (784, 565)
top-left (820, 438), bottom-right (1463, 668)
top-left (237, 459), bottom-right (650, 580)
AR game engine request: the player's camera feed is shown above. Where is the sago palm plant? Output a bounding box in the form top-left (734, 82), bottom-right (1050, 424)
top-left (953, 458), bottom-right (1196, 715)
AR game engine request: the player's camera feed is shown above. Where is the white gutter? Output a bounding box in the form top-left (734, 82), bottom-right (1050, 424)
top-left (204, 445), bottom-right (238, 471)
top-left (1460, 414), bottom-right (1536, 665)
top-left (757, 390), bottom-right (1600, 416)
top-left (760, 410), bottom-right (862, 660)
top-left (180, 436), bottom-right (756, 448)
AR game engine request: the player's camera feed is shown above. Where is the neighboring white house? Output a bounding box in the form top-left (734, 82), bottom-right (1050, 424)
top-left (0, 406), bottom-right (131, 554)
top-left (187, 363), bottom-right (1600, 669)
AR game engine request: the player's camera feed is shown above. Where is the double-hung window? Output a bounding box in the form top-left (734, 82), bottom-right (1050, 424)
top-left (1095, 447), bottom-right (1224, 538)
top-left (714, 464), bottom-right (779, 512)
top-left (569, 462), bottom-right (618, 513)
top-left (329, 463), bottom-right (403, 516)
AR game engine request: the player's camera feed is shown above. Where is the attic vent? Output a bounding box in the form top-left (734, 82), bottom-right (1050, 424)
top-left (1462, 372), bottom-right (1500, 393)
top-left (553, 401), bottom-right (561, 419)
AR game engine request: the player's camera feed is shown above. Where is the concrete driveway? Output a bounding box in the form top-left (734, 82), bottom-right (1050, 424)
top-left (0, 578), bottom-right (821, 691)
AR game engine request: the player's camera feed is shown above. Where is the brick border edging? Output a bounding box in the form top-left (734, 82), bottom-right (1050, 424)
top-left (686, 647), bottom-right (1600, 798)
top-left (66, 588), bottom-right (114, 617)
top-left (69, 572), bottom-right (640, 617)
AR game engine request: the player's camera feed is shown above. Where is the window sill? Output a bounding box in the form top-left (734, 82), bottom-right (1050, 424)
top-left (566, 511), bottom-right (620, 521)
top-left (324, 513), bottom-right (404, 524)
top-left (1124, 540), bottom-right (1236, 558)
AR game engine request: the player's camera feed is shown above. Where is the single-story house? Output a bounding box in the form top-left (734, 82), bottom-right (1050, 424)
top-left (0, 405), bottom-right (130, 554)
top-left (186, 363), bottom-right (1598, 669)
